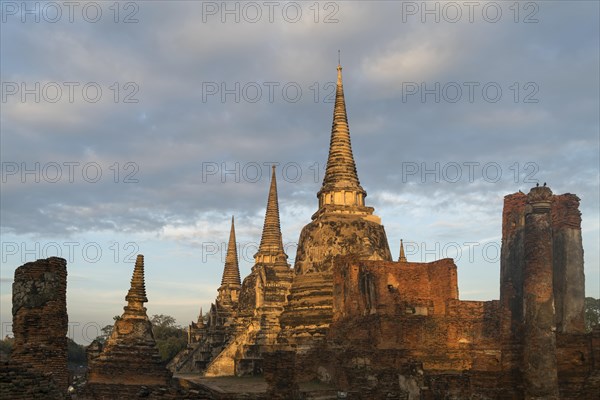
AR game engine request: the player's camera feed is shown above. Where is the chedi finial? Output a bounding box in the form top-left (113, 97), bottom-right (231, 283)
top-left (123, 254), bottom-right (148, 316)
top-left (399, 239), bottom-right (407, 262)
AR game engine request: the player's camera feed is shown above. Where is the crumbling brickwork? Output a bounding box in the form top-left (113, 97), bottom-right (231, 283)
top-left (264, 351), bottom-right (300, 399)
top-left (522, 186), bottom-right (560, 398)
top-left (169, 65), bottom-right (597, 399)
top-left (500, 191), bottom-right (526, 343)
top-left (319, 256), bottom-right (507, 398)
top-left (333, 257), bottom-right (458, 320)
top-left (172, 167), bottom-right (293, 377)
top-left (278, 63), bottom-right (393, 349)
top-left (498, 191), bottom-right (527, 389)
top-left (552, 194), bottom-right (585, 333)
top-left (292, 185), bottom-right (597, 399)
top-left (10, 256), bottom-right (69, 394)
top-left (279, 197), bottom-right (392, 348)
top-left (84, 255), bottom-right (172, 398)
top-left (501, 189), bottom-right (592, 399)
top-left (81, 256), bottom-right (215, 399)
top-left (0, 360), bottom-right (64, 399)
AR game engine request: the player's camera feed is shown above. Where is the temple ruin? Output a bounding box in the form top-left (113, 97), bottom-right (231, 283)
top-left (169, 63), bottom-right (599, 398)
top-left (171, 166), bottom-right (294, 376)
top-left (85, 254), bottom-right (172, 390)
top-left (279, 64), bottom-right (392, 349)
top-left (3, 63), bottom-right (598, 399)
top-left (0, 257), bottom-right (68, 399)
top-left (311, 186), bottom-right (596, 398)
top-left (82, 255), bottom-right (213, 399)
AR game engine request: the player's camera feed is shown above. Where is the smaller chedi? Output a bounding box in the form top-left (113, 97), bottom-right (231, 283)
top-left (85, 255), bottom-right (172, 390)
top-left (170, 166), bottom-right (293, 376)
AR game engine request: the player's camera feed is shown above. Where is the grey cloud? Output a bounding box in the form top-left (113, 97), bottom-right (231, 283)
top-left (1, 1), bottom-right (598, 256)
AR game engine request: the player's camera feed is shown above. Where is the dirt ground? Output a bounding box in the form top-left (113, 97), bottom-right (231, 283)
top-left (175, 374), bottom-right (335, 394)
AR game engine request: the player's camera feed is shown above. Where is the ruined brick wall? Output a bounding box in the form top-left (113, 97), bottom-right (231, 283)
top-left (499, 192), bottom-right (526, 343)
top-left (498, 192), bottom-right (527, 390)
top-left (264, 351), bottom-right (300, 399)
top-left (0, 360), bottom-right (64, 399)
top-left (11, 257), bottom-right (68, 393)
top-left (555, 332), bottom-right (596, 398)
top-left (331, 258), bottom-right (498, 358)
top-left (552, 194), bottom-right (585, 333)
top-left (322, 309), bottom-right (507, 398)
top-left (333, 257), bottom-right (458, 320)
top-left (318, 257), bottom-right (508, 398)
top-left (293, 187), bottom-right (596, 399)
top-left (522, 186), bottom-right (560, 398)
top-left (501, 191), bottom-right (585, 336)
top-left (499, 189), bottom-right (591, 397)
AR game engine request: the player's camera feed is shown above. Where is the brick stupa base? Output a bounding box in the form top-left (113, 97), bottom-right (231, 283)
top-left (86, 255), bottom-right (171, 387)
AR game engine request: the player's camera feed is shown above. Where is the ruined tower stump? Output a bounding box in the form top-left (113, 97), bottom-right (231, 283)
top-left (11, 256), bottom-right (69, 393)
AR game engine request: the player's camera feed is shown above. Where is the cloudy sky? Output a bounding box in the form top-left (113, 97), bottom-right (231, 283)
top-left (1, 1), bottom-right (598, 344)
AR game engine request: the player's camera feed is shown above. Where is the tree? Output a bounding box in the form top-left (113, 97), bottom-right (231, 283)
top-left (0, 336), bottom-right (14, 360)
top-left (151, 314), bottom-right (176, 328)
top-left (150, 314), bottom-right (187, 362)
top-left (67, 338), bottom-right (86, 365)
top-left (1, 335), bottom-right (86, 366)
top-left (94, 315), bottom-right (121, 344)
top-left (584, 297), bottom-right (600, 332)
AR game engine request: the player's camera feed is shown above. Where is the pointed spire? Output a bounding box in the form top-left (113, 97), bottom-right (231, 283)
top-left (221, 216), bottom-right (241, 287)
top-left (197, 307), bottom-right (204, 326)
top-left (255, 166), bottom-right (287, 263)
top-left (317, 61), bottom-right (366, 206)
top-left (124, 255), bottom-right (148, 316)
top-left (398, 239), bottom-right (407, 262)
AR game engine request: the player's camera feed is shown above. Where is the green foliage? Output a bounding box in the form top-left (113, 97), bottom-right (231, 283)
top-left (585, 297), bottom-right (600, 332)
top-left (151, 314), bottom-right (176, 328)
top-left (1, 336), bottom-right (86, 365)
top-left (97, 324), bottom-right (114, 343)
top-left (94, 315), bottom-right (121, 344)
top-left (150, 314), bottom-right (187, 362)
top-left (0, 336), bottom-right (14, 358)
top-left (67, 338), bottom-right (86, 365)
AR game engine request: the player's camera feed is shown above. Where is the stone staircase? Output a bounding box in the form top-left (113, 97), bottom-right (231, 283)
top-left (167, 345), bottom-right (195, 372)
top-left (204, 321), bottom-right (260, 376)
top-left (304, 390), bottom-right (339, 399)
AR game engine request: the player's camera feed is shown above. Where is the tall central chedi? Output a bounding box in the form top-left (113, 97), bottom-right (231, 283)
top-left (279, 63), bottom-right (392, 347)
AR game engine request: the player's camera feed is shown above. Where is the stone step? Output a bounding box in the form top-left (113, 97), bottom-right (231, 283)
top-left (304, 390), bottom-right (339, 400)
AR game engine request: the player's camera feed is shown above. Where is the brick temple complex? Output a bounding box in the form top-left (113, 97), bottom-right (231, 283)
top-left (166, 64), bottom-right (599, 398)
top-left (3, 64), bottom-right (599, 399)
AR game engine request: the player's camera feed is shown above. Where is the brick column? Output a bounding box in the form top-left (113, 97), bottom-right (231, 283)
top-left (11, 257), bottom-right (68, 393)
top-left (551, 194), bottom-right (585, 333)
top-left (522, 186), bottom-right (559, 399)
